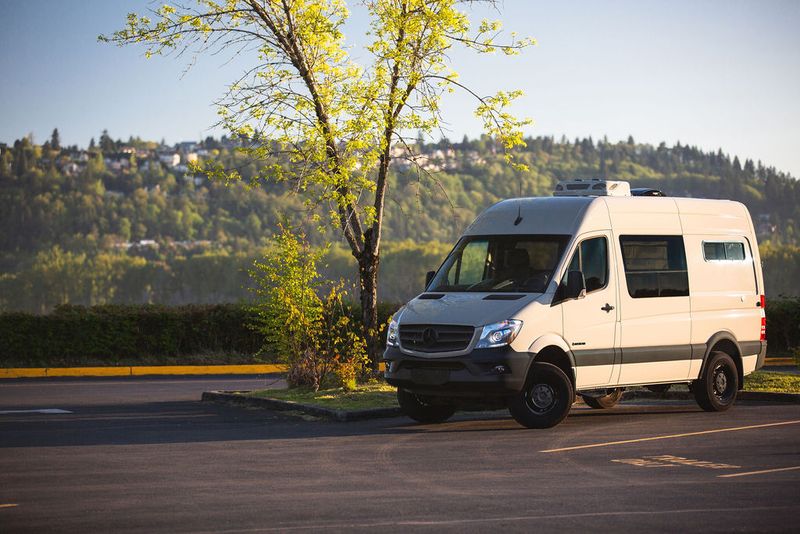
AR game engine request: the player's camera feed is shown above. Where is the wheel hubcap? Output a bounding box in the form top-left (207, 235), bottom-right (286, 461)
top-left (530, 383), bottom-right (555, 410)
top-left (712, 364), bottom-right (731, 399)
top-left (714, 370), bottom-right (727, 393)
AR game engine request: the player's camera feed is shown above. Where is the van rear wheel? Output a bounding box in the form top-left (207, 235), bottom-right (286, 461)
top-left (693, 351), bottom-right (738, 412)
top-left (509, 362), bottom-right (573, 429)
top-left (397, 389), bottom-right (456, 424)
top-left (582, 388), bottom-right (624, 409)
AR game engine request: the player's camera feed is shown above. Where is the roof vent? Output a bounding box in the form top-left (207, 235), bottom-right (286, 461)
top-left (553, 179), bottom-right (631, 197)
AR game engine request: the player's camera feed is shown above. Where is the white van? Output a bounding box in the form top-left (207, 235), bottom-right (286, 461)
top-left (384, 180), bottom-right (767, 428)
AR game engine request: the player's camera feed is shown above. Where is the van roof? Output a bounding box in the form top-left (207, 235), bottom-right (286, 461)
top-left (463, 196), bottom-right (752, 237)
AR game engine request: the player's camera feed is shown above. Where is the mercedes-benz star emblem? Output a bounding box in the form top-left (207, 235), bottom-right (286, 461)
top-left (422, 327), bottom-right (438, 347)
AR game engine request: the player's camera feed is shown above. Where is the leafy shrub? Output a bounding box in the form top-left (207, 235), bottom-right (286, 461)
top-left (766, 297), bottom-right (800, 357)
top-left (249, 226), bottom-right (368, 390)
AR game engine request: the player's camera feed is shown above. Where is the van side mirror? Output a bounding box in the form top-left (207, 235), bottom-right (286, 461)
top-left (566, 270), bottom-right (587, 300)
top-left (425, 270), bottom-right (436, 289)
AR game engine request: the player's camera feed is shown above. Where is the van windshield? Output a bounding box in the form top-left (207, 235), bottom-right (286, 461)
top-left (428, 235), bottom-right (569, 293)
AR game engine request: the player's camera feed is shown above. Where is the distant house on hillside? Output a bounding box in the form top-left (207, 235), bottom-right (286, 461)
top-left (177, 141), bottom-right (198, 153)
top-left (756, 213), bottom-right (777, 236)
top-left (158, 152), bottom-right (180, 168)
top-left (60, 161), bottom-right (83, 176)
top-left (105, 152), bottom-right (132, 172)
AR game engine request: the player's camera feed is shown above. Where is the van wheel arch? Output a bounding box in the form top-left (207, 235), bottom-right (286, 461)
top-left (700, 333), bottom-right (743, 390)
top-left (530, 346), bottom-right (576, 393)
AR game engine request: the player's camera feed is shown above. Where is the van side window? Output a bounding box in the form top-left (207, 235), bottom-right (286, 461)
top-left (703, 241), bottom-right (745, 261)
top-left (619, 235), bottom-right (689, 298)
top-left (562, 237), bottom-right (608, 293)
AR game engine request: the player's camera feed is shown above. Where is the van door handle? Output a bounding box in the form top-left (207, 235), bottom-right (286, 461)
top-left (601, 303), bottom-right (614, 313)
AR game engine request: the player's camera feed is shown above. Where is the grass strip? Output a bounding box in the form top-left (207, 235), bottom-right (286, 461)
top-left (743, 371), bottom-right (800, 393)
top-left (248, 381), bottom-right (398, 410)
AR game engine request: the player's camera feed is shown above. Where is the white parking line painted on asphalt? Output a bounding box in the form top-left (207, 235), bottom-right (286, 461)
top-left (611, 455), bottom-right (739, 470)
top-left (718, 466), bottom-right (800, 478)
top-left (541, 420), bottom-right (800, 453)
top-left (0, 409), bottom-right (72, 414)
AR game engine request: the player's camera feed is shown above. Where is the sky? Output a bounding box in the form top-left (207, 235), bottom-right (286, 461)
top-left (1, 0), bottom-right (799, 177)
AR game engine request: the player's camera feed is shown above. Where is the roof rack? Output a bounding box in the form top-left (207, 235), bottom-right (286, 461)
top-left (630, 187), bottom-right (666, 197)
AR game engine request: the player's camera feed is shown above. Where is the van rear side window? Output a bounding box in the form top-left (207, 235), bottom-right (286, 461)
top-left (703, 241), bottom-right (745, 261)
top-left (619, 235), bottom-right (689, 298)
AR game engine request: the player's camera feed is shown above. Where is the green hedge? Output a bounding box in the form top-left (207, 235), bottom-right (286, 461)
top-left (0, 304), bottom-right (262, 366)
top-left (1, 299), bottom-right (794, 366)
top-left (0, 302), bottom-right (402, 367)
top-left (766, 298), bottom-right (800, 356)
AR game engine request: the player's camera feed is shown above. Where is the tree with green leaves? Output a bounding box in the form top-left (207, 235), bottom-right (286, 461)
top-left (50, 128), bottom-right (61, 151)
top-left (99, 129), bottom-right (116, 154)
top-left (102, 0), bottom-right (533, 364)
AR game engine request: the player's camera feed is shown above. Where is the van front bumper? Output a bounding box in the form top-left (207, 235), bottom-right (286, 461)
top-left (382, 345), bottom-right (533, 397)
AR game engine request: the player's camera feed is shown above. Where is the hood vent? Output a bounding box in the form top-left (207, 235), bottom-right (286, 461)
top-left (418, 293), bottom-right (445, 300)
top-left (483, 294), bottom-right (525, 301)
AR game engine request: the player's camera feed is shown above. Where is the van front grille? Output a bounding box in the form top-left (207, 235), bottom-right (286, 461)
top-left (399, 324), bottom-right (475, 353)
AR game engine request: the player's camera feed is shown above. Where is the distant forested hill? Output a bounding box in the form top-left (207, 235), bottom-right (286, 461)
top-left (2, 132), bottom-right (799, 312)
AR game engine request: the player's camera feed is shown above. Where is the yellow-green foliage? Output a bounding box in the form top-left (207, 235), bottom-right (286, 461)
top-left (249, 380), bottom-right (398, 410)
top-left (744, 371), bottom-right (800, 393)
top-left (102, 0), bottom-right (532, 233)
top-left (249, 226), bottom-right (367, 390)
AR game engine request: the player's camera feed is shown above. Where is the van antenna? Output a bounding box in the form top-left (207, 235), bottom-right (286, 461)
top-left (513, 175), bottom-right (523, 226)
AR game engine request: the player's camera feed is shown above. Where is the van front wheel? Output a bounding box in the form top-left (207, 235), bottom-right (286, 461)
top-left (397, 389), bottom-right (456, 424)
top-left (509, 362), bottom-right (574, 429)
top-left (693, 351), bottom-right (738, 412)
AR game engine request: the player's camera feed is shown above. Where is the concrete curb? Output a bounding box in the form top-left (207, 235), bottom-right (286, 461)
top-left (0, 364), bottom-right (287, 379)
top-left (765, 358), bottom-right (797, 366)
top-left (0, 363), bottom-right (386, 379)
top-left (623, 390), bottom-right (800, 404)
top-left (203, 387), bottom-right (800, 423)
top-left (201, 391), bottom-right (402, 422)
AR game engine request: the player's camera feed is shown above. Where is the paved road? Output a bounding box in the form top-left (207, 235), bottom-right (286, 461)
top-left (1, 377), bottom-right (799, 533)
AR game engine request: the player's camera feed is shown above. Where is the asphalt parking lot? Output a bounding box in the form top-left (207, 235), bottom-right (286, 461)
top-left (1, 376), bottom-right (799, 533)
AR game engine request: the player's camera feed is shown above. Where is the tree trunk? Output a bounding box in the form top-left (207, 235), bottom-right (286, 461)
top-left (357, 250), bottom-right (381, 370)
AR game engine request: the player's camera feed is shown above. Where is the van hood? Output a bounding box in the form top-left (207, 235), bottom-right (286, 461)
top-left (398, 293), bottom-right (543, 328)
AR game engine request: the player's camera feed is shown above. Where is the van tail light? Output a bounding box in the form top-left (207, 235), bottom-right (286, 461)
top-left (759, 295), bottom-right (766, 309)
top-left (760, 317), bottom-right (767, 342)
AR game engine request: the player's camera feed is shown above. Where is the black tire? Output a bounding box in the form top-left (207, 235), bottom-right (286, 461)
top-left (645, 384), bottom-right (672, 395)
top-left (582, 388), bottom-right (624, 409)
top-left (692, 351), bottom-right (739, 412)
top-left (397, 389), bottom-right (456, 424)
top-left (509, 362), bottom-right (574, 429)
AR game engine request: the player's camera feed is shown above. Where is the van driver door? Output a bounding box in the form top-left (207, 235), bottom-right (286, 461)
top-left (560, 233), bottom-right (619, 388)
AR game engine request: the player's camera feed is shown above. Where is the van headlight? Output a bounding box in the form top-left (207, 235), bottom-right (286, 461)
top-left (386, 313), bottom-right (400, 347)
top-left (475, 320), bottom-right (523, 349)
